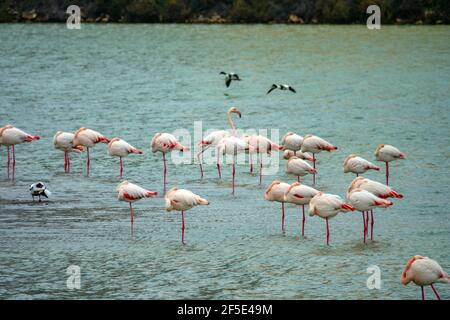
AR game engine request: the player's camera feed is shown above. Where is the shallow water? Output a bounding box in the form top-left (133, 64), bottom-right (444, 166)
top-left (0, 24), bottom-right (449, 299)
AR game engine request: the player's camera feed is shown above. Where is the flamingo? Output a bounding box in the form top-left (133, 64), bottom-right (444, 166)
top-left (281, 132), bottom-right (303, 151)
top-left (283, 149), bottom-right (314, 162)
top-left (284, 182), bottom-right (319, 237)
top-left (347, 188), bottom-right (393, 243)
top-left (243, 134), bottom-right (282, 184)
top-left (401, 255), bottom-right (450, 300)
top-left (0, 125), bottom-right (40, 179)
top-left (309, 192), bottom-right (354, 245)
top-left (264, 180), bottom-right (290, 232)
top-left (116, 180), bottom-right (157, 224)
top-left (343, 154), bottom-right (380, 176)
top-left (347, 176), bottom-right (403, 240)
top-left (301, 134), bottom-right (337, 184)
top-left (375, 144), bottom-right (406, 185)
top-left (197, 107), bottom-right (241, 178)
top-left (53, 131), bottom-right (84, 173)
top-left (151, 132), bottom-right (189, 194)
top-left (108, 138), bottom-right (143, 177)
top-left (216, 136), bottom-right (251, 195)
top-left (72, 128), bottom-right (110, 176)
top-left (165, 187), bottom-right (209, 244)
top-left (286, 156), bottom-right (316, 182)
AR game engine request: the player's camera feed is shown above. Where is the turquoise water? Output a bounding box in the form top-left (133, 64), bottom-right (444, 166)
top-left (0, 24), bottom-right (449, 299)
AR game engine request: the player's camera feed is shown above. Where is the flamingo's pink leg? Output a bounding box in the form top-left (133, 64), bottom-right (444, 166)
top-left (259, 157), bottom-right (262, 185)
top-left (12, 145), bottom-right (15, 180)
top-left (326, 217), bottom-right (330, 245)
top-left (129, 202), bottom-right (133, 224)
top-left (362, 212), bottom-right (366, 243)
top-left (196, 145), bottom-right (210, 179)
top-left (181, 210), bottom-right (185, 244)
top-left (64, 151), bottom-right (67, 172)
top-left (232, 157), bottom-right (235, 195)
top-left (421, 286), bottom-right (425, 301)
top-left (312, 153), bottom-right (316, 185)
top-left (7, 146), bottom-right (10, 179)
top-left (249, 153), bottom-right (253, 175)
top-left (281, 202), bottom-right (285, 232)
top-left (430, 284), bottom-right (441, 300)
top-left (385, 162), bottom-right (389, 186)
top-left (163, 153), bottom-right (167, 194)
top-left (301, 205), bottom-right (305, 237)
top-left (120, 157), bottom-right (123, 177)
top-left (370, 209), bottom-right (374, 241)
top-left (297, 176), bottom-right (300, 182)
top-left (67, 153), bottom-right (71, 173)
top-left (217, 154), bottom-right (221, 179)
top-left (86, 147), bottom-right (90, 176)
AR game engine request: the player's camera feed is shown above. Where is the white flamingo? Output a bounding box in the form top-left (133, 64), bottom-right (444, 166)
top-left (283, 149), bottom-right (314, 162)
top-left (286, 156), bottom-right (316, 182)
top-left (264, 180), bottom-right (290, 232)
top-left (116, 180), bottom-right (157, 224)
top-left (375, 144), bottom-right (406, 185)
top-left (343, 154), bottom-right (380, 176)
top-left (281, 132), bottom-right (303, 151)
top-left (301, 134), bottom-right (337, 184)
top-left (72, 127), bottom-right (110, 175)
top-left (108, 138), bottom-right (143, 177)
top-left (53, 131), bottom-right (84, 173)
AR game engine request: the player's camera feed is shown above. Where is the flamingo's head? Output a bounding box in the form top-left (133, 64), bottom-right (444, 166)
top-left (230, 106), bottom-right (241, 118)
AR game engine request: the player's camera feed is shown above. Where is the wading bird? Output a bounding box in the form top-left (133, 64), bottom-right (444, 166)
top-left (53, 131), bottom-right (84, 173)
top-left (301, 134), bottom-right (337, 184)
top-left (30, 182), bottom-right (51, 202)
top-left (343, 154), bottom-right (380, 176)
top-left (309, 192), bottom-right (354, 245)
top-left (264, 180), bottom-right (290, 232)
top-left (165, 187), bottom-right (209, 244)
top-left (116, 180), bottom-right (157, 224)
top-left (283, 149), bottom-right (314, 162)
top-left (281, 132), bottom-right (303, 151)
top-left (284, 182), bottom-right (319, 237)
top-left (286, 156), bottom-right (316, 182)
top-left (108, 138), bottom-right (143, 177)
top-left (151, 132), bottom-right (189, 194)
top-left (0, 124), bottom-right (40, 179)
top-left (197, 107), bottom-right (241, 178)
top-left (401, 255), bottom-right (450, 300)
top-left (220, 72), bottom-right (241, 87)
top-left (374, 144), bottom-right (406, 185)
top-left (73, 128), bottom-right (110, 176)
top-left (267, 84), bottom-right (296, 94)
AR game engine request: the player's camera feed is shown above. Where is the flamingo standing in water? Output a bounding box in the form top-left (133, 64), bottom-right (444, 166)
top-left (283, 149), bottom-right (314, 162)
top-left (165, 187), bottom-right (209, 244)
top-left (151, 133), bottom-right (189, 194)
top-left (375, 144), bottom-right (406, 185)
top-left (264, 180), bottom-right (290, 232)
top-left (53, 131), bottom-right (84, 173)
top-left (197, 107), bottom-right (241, 178)
top-left (286, 156), bottom-right (316, 182)
top-left (116, 181), bottom-right (157, 224)
top-left (347, 176), bottom-right (403, 240)
top-left (244, 135), bottom-right (282, 185)
top-left (72, 128), bottom-right (110, 176)
top-left (281, 132), bottom-right (303, 151)
top-left (301, 134), bottom-right (337, 184)
top-left (284, 182), bottom-right (319, 237)
top-left (216, 136), bottom-right (250, 195)
top-left (0, 125), bottom-right (40, 179)
top-left (309, 192), bottom-right (354, 245)
top-left (347, 188), bottom-right (393, 244)
top-left (401, 255), bottom-right (450, 300)
top-left (343, 154), bottom-right (380, 177)
top-left (108, 138), bottom-right (143, 177)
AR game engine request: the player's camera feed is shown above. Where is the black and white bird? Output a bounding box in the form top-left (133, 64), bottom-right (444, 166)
top-left (267, 84), bottom-right (296, 94)
top-left (220, 72), bottom-right (241, 87)
top-left (30, 182), bottom-right (51, 202)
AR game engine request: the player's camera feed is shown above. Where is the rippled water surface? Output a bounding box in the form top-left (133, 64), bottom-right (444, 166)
top-left (0, 24), bottom-right (449, 299)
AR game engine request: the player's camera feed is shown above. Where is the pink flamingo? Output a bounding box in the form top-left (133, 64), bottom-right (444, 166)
top-left (347, 188), bottom-right (393, 243)
top-left (281, 132), bottom-right (303, 151)
top-left (284, 182), bottom-right (319, 237)
top-left (375, 144), bottom-right (406, 185)
top-left (347, 176), bottom-right (403, 240)
top-left (0, 125), bottom-right (40, 179)
top-left (116, 180), bottom-right (157, 224)
top-left (343, 154), bottom-right (380, 177)
top-left (309, 192), bottom-right (354, 245)
top-left (53, 131), bottom-right (84, 173)
top-left (301, 134), bottom-right (337, 184)
top-left (72, 128), bottom-right (110, 175)
top-left (108, 138), bottom-right (143, 177)
top-left (197, 107), bottom-right (241, 178)
top-left (165, 187), bottom-right (209, 244)
top-left (151, 133), bottom-right (189, 194)
top-left (286, 156), bottom-right (316, 182)
top-left (401, 255), bottom-right (449, 300)
top-left (283, 149), bottom-right (314, 162)
top-left (264, 180), bottom-right (290, 232)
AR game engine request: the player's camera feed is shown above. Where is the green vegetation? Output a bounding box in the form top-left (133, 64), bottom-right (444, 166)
top-left (1, 0), bottom-right (449, 23)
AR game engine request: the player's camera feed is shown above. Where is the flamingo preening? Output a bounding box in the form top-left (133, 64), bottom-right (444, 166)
top-left (151, 132), bottom-right (189, 194)
top-left (264, 180), bottom-right (290, 232)
top-left (108, 138), bottom-right (143, 177)
top-left (53, 131), bottom-right (84, 173)
top-left (374, 144), bottom-right (406, 185)
top-left (284, 182), bottom-right (319, 237)
top-left (301, 135), bottom-right (337, 185)
top-left (72, 128), bottom-right (110, 176)
top-left (116, 180), bottom-right (157, 224)
top-left (343, 154), bottom-right (380, 176)
top-left (309, 192), bottom-right (354, 245)
top-left (0, 125), bottom-right (40, 179)
top-left (286, 156), bottom-right (316, 182)
top-left (165, 187), bottom-right (209, 244)
top-left (197, 107), bottom-right (241, 178)
top-left (401, 255), bottom-right (450, 300)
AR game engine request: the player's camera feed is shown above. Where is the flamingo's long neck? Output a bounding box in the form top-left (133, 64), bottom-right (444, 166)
top-left (227, 110), bottom-right (236, 136)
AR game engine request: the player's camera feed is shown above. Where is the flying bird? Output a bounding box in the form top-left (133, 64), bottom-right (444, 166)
top-left (220, 72), bottom-right (241, 87)
top-left (30, 182), bottom-right (51, 202)
top-left (267, 84), bottom-right (296, 94)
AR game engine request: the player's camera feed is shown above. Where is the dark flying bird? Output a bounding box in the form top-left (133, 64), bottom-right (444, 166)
top-left (30, 182), bottom-right (51, 202)
top-left (220, 72), bottom-right (241, 87)
top-left (267, 84), bottom-right (296, 94)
